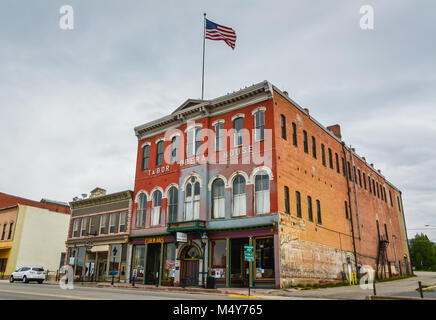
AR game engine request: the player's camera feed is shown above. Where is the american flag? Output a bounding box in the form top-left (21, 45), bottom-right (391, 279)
top-left (205, 18), bottom-right (237, 50)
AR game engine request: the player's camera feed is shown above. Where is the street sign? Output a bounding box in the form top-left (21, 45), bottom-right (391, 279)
top-left (244, 245), bottom-right (254, 262)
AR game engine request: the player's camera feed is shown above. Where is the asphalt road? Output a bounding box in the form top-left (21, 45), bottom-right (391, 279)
top-left (0, 281), bottom-right (247, 300)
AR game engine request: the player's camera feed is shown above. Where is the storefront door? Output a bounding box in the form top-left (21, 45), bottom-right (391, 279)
top-left (146, 243), bottom-right (161, 285)
top-left (230, 238), bottom-right (249, 287)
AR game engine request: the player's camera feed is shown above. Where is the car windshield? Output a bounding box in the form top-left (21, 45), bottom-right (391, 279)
top-left (32, 268), bottom-right (44, 271)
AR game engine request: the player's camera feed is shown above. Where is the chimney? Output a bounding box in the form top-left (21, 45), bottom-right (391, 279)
top-left (378, 169), bottom-right (381, 174)
top-left (283, 91), bottom-right (289, 96)
top-left (370, 163), bottom-right (374, 168)
top-left (327, 124), bottom-right (342, 140)
top-left (362, 157), bottom-right (366, 162)
top-left (351, 148), bottom-right (355, 152)
top-left (304, 108), bottom-right (309, 116)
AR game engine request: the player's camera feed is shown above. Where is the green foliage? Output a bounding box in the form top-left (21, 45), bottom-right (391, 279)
top-left (410, 233), bottom-right (436, 271)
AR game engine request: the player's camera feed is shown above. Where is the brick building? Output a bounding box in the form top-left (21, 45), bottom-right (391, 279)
top-left (129, 80), bottom-right (410, 289)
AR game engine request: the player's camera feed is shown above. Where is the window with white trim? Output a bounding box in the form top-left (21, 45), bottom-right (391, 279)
top-left (212, 178), bottom-right (225, 219)
top-left (142, 145), bottom-right (150, 170)
top-left (156, 140), bottom-right (164, 166)
top-left (136, 193), bottom-right (147, 228)
top-left (109, 213), bottom-right (117, 233)
top-left (167, 187), bottom-right (178, 223)
top-left (152, 190), bottom-right (162, 226)
top-left (255, 171), bottom-right (270, 214)
top-left (119, 212), bottom-right (127, 233)
top-left (80, 217), bottom-right (88, 236)
top-left (100, 215), bottom-right (108, 234)
top-left (184, 177), bottom-right (200, 220)
top-left (73, 219), bottom-right (80, 237)
top-left (233, 117), bottom-right (244, 146)
top-left (232, 175), bottom-right (246, 217)
top-left (187, 127), bottom-right (202, 157)
top-left (171, 136), bottom-right (178, 163)
top-left (255, 111), bottom-right (265, 141)
top-left (215, 123), bottom-right (224, 151)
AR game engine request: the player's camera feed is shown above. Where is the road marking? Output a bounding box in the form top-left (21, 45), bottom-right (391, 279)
top-left (228, 294), bottom-right (264, 299)
top-left (0, 288), bottom-right (101, 300)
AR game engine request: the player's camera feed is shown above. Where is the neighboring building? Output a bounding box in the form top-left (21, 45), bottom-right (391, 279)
top-left (130, 80), bottom-right (411, 289)
top-left (0, 192), bottom-right (71, 278)
top-left (66, 188), bottom-right (133, 282)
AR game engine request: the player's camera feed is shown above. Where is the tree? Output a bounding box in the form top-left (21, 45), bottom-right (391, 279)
top-left (410, 233), bottom-right (436, 271)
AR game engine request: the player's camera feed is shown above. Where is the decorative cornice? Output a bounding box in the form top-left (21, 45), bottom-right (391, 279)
top-left (69, 190), bottom-right (133, 210)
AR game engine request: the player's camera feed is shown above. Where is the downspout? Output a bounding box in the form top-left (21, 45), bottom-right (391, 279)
top-left (399, 191), bottom-right (413, 275)
top-left (349, 145), bottom-right (362, 239)
top-left (342, 142), bottom-right (359, 275)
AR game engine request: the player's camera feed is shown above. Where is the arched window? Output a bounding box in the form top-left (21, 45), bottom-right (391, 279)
top-left (151, 190), bottom-right (162, 226)
top-left (212, 179), bottom-right (225, 219)
top-left (136, 193), bottom-right (147, 228)
top-left (184, 177), bottom-right (200, 221)
top-left (156, 141), bottom-right (164, 166)
top-left (167, 187), bottom-right (178, 223)
top-left (255, 171), bottom-right (270, 214)
top-left (232, 175), bottom-right (246, 217)
top-left (171, 136), bottom-right (178, 163)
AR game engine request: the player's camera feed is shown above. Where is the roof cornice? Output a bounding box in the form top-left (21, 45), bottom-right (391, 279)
top-left (69, 190), bottom-right (133, 210)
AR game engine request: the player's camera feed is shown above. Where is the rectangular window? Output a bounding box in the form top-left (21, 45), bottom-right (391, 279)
top-left (187, 127), bottom-right (202, 157)
top-left (389, 190), bottom-right (393, 206)
top-left (89, 215), bottom-right (100, 236)
top-left (383, 187), bottom-right (387, 203)
top-left (211, 240), bottom-right (227, 281)
top-left (321, 144), bottom-right (326, 166)
top-left (368, 176), bottom-right (372, 193)
top-left (316, 200), bottom-right (322, 224)
top-left (312, 136), bottom-right (317, 158)
top-left (215, 123), bottom-right (224, 151)
top-left (7, 223), bottom-right (13, 240)
top-left (358, 169), bottom-right (362, 187)
top-left (284, 186), bottom-right (290, 214)
top-left (234, 117), bottom-right (244, 146)
top-left (255, 237), bottom-right (275, 279)
top-left (80, 217), bottom-right (88, 237)
top-left (163, 243), bottom-right (176, 283)
top-left (372, 179), bottom-right (376, 197)
top-left (344, 201), bottom-right (349, 219)
top-left (341, 157), bottom-right (346, 176)
top-left (292, 122), bottom-right (298, 146)
top-left (303, 130), bottom-right (308, 153)
top-left (142, 145), bottom-right (150, 170)
top-left (119, 212), bottom-right (127, 233)
top-left (397, 196), bottom-right (402, 212)
top-left (109, 213), bottom-right (117, 233)
top-left (132, 245), bottom-right (145, 280)
top-left (255, 111), bottom-right (265, 141)
top-left (307, 196), bottom-right (313, 222)
top-left (376, 182), bottom-right (380, 198)
top-left (100, 215), bottom-right (108, 234)
top-left (363, 172), bottom-right (367, 190)
top-left (1, 224), bottom-right (6, 240)
top-left (156, 141), bottom-right (164, 166)
top-left (170, 136), bottom-right (178, 163)
top-left (280, 114), bottom-right (286, 140)
top-left (353, 166), bottom-right (357, 183)
top-left (328, 148), bottom-right (333, 169)
top-left (296, 191), bottom-right (302, 218)
top-left (384, 223), bottom-right (388, 240)
top-left (335, 153), bottom-right (340, 173)
top-left (72, 219), bottom-right (80, 238)
top-left (347, 162), bottom-right (352, 180)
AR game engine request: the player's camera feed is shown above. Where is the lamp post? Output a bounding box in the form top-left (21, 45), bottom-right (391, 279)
top-left (200, 233), bottom-right (208, 288)
top-left (111, 247), bottom-right (118, 286)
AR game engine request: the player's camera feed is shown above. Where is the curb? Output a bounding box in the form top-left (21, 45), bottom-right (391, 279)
top-left (366, 295), bottom-right (436, 300)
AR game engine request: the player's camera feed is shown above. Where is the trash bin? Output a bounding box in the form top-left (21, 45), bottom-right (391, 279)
top-left (206, 276), bottom-right (216, 289)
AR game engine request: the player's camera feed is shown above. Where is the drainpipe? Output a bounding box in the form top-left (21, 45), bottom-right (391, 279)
top-left (342, 142), bottom-right (359, 275)
top-left (349, 145), bottom-right (362, 239)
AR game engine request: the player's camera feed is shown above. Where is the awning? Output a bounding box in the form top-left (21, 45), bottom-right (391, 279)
top-left (90, 245), bottom-right (109, 252)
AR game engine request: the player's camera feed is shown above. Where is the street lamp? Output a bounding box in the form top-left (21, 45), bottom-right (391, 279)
top-left (200, 233), bottom-right (208, 288)
top-left (111, 247), bottom-right (118, 286)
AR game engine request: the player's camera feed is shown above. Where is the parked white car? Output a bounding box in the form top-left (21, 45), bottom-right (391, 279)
top-left (9, 266), bottom-right (45, 284)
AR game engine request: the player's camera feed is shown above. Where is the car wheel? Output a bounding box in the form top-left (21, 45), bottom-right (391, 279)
top-left (9, 276), bottom-right (14, 283)
top-left (23, 276), bottom-right (29, 283)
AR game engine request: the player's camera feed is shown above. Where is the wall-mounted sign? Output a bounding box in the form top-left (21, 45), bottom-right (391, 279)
top-left (145, 236), bottom-right (164, 244)
top-left (176, 232), bottom-right (188, 243)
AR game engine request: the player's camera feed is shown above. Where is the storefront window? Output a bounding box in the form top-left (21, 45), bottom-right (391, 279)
top-left (211, 240), bottom-right (226, 280)
top-left (132, 245), bottom-right (145, 280)
top-left (74, 247), bottom-right (85, 276)
top-left (162, 243), bottom-right (176, 285)
top-left (109, 244), bottom-right (121, 277)
top-left (255, 237), bottom-right (275, 279)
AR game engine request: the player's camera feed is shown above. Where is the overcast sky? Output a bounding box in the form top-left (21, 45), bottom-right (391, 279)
top-left (1, 1), bottom-right (435, 241)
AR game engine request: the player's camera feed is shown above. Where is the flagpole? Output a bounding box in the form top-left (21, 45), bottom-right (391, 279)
top-left (201, 13), bottom-right (206, 100)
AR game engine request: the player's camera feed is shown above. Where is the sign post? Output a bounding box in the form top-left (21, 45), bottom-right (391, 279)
top-left (244, 246), bottom-right (254, 296)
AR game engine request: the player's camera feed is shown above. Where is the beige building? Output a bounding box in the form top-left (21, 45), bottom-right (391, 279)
top-left (0, 193), bottom-right (71, 278)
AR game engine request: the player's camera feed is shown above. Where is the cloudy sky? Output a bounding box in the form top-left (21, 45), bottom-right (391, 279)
top-left (1, 1), bottom-right (435, 241)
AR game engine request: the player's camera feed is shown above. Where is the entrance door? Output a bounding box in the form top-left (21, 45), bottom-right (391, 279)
top-left (230, 238), bottom-right (249, 287)
top-left (146, 244), bottom-right (161, 285)
top-left (97, 260), bottom-right (107, 281)
top-left (181, 260), bottom-right (199, 286)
